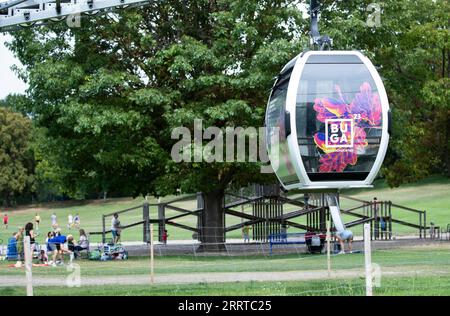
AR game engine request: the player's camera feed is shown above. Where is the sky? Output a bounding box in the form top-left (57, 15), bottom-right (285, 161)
top-left (0, 34), bottom-right (28, 100)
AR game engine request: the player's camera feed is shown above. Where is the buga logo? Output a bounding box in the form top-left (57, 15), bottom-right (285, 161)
top-left (325, 119), bottom-right (354, 148)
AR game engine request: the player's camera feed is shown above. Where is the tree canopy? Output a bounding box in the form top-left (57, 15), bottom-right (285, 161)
top-left (0, 106), bottom-right (34, 206)
top-left (3, 0), bottom-right (449, 203)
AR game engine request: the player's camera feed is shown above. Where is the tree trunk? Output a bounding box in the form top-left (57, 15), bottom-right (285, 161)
top-left (3, 193), bottom-right (10, 208)
top-left (198, 188), bottom-right (226, 252)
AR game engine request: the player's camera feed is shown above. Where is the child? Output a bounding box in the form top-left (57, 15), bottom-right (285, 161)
top-left (50, 213), bottom-right (58, 229)
top-left (3, 213), bottom-right (9, 229)
top-left (67, 234), bottom-right (75, 263)
top-left (67, 214), bottom-right (73, 230)
top-left (242, 225), bottom-right (252, 243)
top-left (35, 213), bottom-right (41, 231)
top-left (73, 213), bottom-right (80, 228)
top-left (38, 250), bottom-right (48, 264)
top-left (162, 229), bottom-right (168, 245)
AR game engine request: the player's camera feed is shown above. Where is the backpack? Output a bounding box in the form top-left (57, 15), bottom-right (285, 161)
top-left (89, 249), bottom-right (102, 261)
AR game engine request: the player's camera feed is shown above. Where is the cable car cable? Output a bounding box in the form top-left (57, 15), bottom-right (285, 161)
top-left (309, 0), bottom-right (332, 51)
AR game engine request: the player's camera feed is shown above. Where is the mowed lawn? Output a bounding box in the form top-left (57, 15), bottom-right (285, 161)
top-left (1, 245), bottom-right (450, 276)
top-left (2, 276), bottom-right (450, 296)
top-left (1, 245), bottom-right (450, 296)
top-left (0, 176), bottom-right (449, 244)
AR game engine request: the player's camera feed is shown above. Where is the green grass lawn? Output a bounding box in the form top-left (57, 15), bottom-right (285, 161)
top-left (1, 245), bottom-right (449, 296)
top-left (0, 176), bottom-right (449, 245)
top-left (1, 245), bottom-right (449, 277)
top-left (2, 275), bottom-right (449, 296)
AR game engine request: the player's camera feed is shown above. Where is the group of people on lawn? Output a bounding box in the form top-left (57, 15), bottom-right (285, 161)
top-left (8, 212), bottom-right (89, 267)
top-left (43, 228), bottom-right (89, 266)
top-left (49, 212), bottom-right (81, 230)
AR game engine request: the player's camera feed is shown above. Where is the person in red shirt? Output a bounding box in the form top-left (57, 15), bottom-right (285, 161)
top-left (3, 213), bottom-right (9, 229)
top-left (162, 229), bottom-right (168, 245)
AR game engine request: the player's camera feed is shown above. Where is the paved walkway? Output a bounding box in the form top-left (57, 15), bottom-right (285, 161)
top-left (112, 237), bottom-right (450, 257)
top-left (119, 234), bottom-right (447, 247)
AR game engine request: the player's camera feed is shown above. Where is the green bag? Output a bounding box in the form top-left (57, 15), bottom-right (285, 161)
top-left (89, 249), bottom-right (102, 261)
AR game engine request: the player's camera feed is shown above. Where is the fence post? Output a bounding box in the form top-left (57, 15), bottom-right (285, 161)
top-left (369, 201), bottom-right (373, 240)
top-left (419, 211), bottom-right (422, 239)
top-left (196, 192), bottom-right (204, 242)
top-left (143, 202), bottom-right (150, 243)
top-left (24, 236), bottom-right (33, 296)
top-left (364, 223), bottom-right (373, 296)
top-left (373, 197), bottom-right (378, 240)
top-left (388, 201), bottom-right (392, 240)
top-left (423, 211), bottom-right (427, 239)
top-left (150, 223), bottom-right (154, 283)
top-left (158, 203), bottom-right (166, 243)
top-left (102, 215), bottom-right (106, 244)
top-left (326, 218), bottom-right (331, 277)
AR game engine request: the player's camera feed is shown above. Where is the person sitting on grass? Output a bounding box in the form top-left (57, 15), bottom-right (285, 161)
top-left (46, 231), bottom-right (56, 263)
top-left (38, 249), bottom-right (48, 264)
top-left (78, 229), bottom-right (89, 251)
top-left (335, 229), bottom-right (354, 254)
top-left (67, 230), bottom-right (89, 259)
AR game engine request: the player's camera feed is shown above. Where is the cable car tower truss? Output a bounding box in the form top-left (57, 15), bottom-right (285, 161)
top-left (0, 0), bottom-right (150, 31)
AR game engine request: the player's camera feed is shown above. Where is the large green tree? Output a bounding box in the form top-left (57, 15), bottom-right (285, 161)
top-left (8, 0), bottom-right (307, 246)
top-left (0, 106), bottom-right (34, 206)
top-left (317, 0), bottom-right (449, 184)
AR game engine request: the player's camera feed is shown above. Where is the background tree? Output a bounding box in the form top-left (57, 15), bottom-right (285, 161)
top-left (0, 106), bottom-right (34, 206)
top-left (8, 0), bottom-right (307, 247)
top-left (317, 0), bottom-right (449, 184)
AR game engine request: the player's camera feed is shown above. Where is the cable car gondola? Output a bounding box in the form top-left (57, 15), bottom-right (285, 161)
top-left (265, 50), bottom-right (390, 191)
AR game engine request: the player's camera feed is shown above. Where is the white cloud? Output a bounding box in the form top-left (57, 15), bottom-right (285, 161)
top-left (0, 34), bottom-right (28, 100)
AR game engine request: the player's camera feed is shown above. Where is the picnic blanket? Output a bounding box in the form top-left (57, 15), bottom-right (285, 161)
top-left (7, 263), bottom-right (50, 268)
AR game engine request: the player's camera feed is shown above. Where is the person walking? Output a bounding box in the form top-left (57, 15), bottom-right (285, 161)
top-left (111, 213), bottom-right (121, 244)
top-left (3, 213), bottom-right (9, 229)
top-left (35, 213), bottom-right (41, 231)
top-left (242, 225), bottom-right (252, 243)
top-left (50, 213), bottom-right (58, 229)
top-left (67, 214), bottom-right (74, 230)
top-left (73, 213), bottom-right (80, 229)
top-left (162, 229), bottom-right (168, 245)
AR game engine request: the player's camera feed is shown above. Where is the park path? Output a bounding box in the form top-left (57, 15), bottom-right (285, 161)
top-left (1, 267), bottom-right (449, 287)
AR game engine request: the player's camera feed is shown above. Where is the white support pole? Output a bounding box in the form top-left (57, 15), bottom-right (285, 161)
top-left (23, 236), bottom-right (33, 296)
top-left (364, 223), bottom-right (373, 296)
top-left (150, 223), bottom-right (154, 284)
top-left (326, 218), bottom-right (331, 277)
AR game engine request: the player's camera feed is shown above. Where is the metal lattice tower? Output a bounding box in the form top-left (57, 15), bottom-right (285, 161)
top-left (0, 0), bottom-right (150, 31)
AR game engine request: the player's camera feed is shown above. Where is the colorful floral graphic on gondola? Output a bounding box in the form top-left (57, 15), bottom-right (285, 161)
top-left (313, 82), bottom-right (382, 172)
